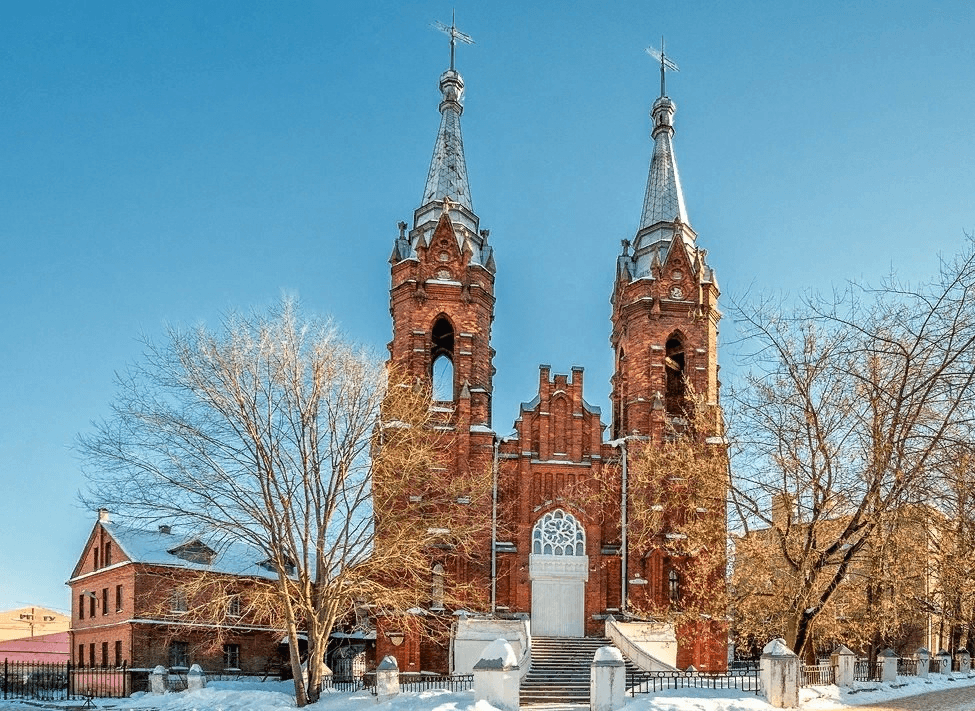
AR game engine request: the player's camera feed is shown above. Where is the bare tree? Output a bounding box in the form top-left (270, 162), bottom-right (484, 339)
top-left (728, 239), bottom-right (975, 658)
top-left (79, 298), bottom-right (490, 704)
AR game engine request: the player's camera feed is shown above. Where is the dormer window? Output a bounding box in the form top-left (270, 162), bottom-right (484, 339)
top-left (258, 557), bottom-right (296, 576)
top-left (167, 539), bottom-right (217, 565)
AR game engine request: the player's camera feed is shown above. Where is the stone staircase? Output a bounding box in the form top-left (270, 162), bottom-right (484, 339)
top-left (519, 635), bottom-right (639, 707)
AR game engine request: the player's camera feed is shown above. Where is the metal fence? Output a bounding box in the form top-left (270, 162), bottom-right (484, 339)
top-left (398, 673), bottom-right (473, 694)
top-left (626, 667), bottom-right (760, 696)
top-left (2, 660), bottom-right (133, 701)
top-left (800, 662), bottom-right (834, 686)
top-left (897, 658), bottom-right (918, 675)
top-left (854, 659), bottom-right (883, 682)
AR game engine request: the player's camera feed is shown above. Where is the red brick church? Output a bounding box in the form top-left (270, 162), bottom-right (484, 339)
top-left (377, 34), bottom-right (726, 673)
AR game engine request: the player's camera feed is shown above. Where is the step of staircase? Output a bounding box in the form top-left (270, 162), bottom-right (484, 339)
top-left (519, 636), bottom-right (640, 706)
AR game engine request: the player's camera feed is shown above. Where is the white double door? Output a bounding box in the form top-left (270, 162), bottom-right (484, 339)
top-left (529, 553), bottom-right (588, 637)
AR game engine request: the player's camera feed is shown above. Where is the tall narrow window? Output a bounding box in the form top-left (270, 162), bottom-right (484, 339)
top-left (78, 594), bottom-right (85, 620)
top-left (78, 644), bottom-right (85, 667)
top-left (116, 585), bottom-right (123, 612)
top-left (431, 564), bottom-right (445, 611)
top-left (101, 641), bottom-right (109, 668)
top-left (88, 643), bottom-right (95, 668)
top-left (94, 547), bottom-right (99, 570)
top-left (170, 589), bottom-right (188, 613)
top-left (115, 640), bottom-right (123, 667)
top-left (104, 542), bottom-right (112, 566)
top-left (664, 336), bottom-right (687, 416)
top-left (227, 596), bottom-right (241, 618)
top-left (223, 643), bottom-right (241, 670)
top-left (431, 317), bottom-right (455, 402)
top-left (102, 588), bottom-right (109, 615)
top-left (668, 569), bottom-right (681, 604)
top-left (89, 595), bottom-right (96, 618)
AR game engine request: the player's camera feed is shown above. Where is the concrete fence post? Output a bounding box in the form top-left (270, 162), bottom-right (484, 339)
top-left (760, 638), bottom-right (799, 709)
top-left (937, 649), bottom-right (951, 674)
top-left (590, 646), bottom-right (626, 711)
top-left (831, 645), bottom-right (856, 687)
top-left (149, 665), bottom-right (167, 694)
top-left (915, 648), bottom-right (930, 678)
top-left (879, 649), bottom-right (898, 683)
top-left (472, 638), bottom-right (520, 711)
top-left (375, 655), bottom-right (400, 703)
top-left (956, 648), bottom-right (971, 674)
top-left (187, 664), bottom-right (206, 690)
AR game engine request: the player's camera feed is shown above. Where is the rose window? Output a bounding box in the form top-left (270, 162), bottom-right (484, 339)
top-left (532, 509), bottom-right (585, 556)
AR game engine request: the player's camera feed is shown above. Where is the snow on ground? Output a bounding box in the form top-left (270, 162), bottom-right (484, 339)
top-left (3, 673), bottom-right (975, 711)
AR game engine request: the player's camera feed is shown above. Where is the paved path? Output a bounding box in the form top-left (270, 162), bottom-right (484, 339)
top-left (854, 685), bottom-right (975, 710)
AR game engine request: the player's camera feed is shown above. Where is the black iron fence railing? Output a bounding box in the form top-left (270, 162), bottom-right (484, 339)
top-left (2, 660), bottom-right (134, 700)
top-left (626, 667), bottom-right (760, 696)
top-left (398, 673), bottom-right (473, 694)
top-left (897, 658), bottom-right (918, 676)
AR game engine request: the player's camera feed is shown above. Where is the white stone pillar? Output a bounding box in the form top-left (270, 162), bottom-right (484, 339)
top-left (915, 648), bottom-right (930, 678)
top-left (957, 649), bottom-right (971, 674)
top-left (473, 638), bottom-right (520, 711)
top-left (937, 649), bottom-right (951, 674)
top-left (149, 665), bottom-right (167, 694)
top-left (590, 646), bottom-right (626, 711)
top-left (760, 638), bottom-right (799, 709)
top-left (831, 645), bottom-right (856, 687)
top-left (186, 664), bottom-right (206, 690)
top-left (879, 649), bottom-right (898, 683)
top-left (375, 655), bottom-right (400, 703)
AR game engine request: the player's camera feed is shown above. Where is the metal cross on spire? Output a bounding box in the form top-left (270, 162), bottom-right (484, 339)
top-left (433, 10), bottom-right (474, 70)
top-left (646, 37), bottom-right (679, 98)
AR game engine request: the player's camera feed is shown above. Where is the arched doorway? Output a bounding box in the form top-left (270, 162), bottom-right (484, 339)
top-left (529, 509), bottom-right (588, 637)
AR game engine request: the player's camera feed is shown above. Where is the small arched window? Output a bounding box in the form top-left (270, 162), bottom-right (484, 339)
top-left (431, 563), bottom-right (445, 611)
top-left (668, 569), bottom-right (680, 604)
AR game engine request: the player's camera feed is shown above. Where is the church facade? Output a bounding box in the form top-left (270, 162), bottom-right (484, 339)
top-left (378, 40), bottom-right (727, 673)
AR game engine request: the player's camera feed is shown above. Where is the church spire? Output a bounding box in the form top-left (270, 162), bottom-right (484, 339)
top-left (639, 40), bottom-right (688, 231)
top-left (420, 14), bottom-right (475, 214)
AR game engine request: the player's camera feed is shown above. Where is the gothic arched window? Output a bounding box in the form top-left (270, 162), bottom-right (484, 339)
top-left (431, 316), bottom-right (455, 402)
top-left (431, 563), bottom-right (445, 611)
top-left (532, 509), bottom-right (585, 556)
top-left (664, 335), bottom-right (686, 415)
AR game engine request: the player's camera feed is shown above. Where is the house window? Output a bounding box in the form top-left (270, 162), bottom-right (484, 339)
top-left (104, 541), bottom-right (112, 566)
top-left (532, 509), bottom-right (586, 556)
top-left (223, 643), bottom-right (241, 670)
top-left (88, 643), bottom-right (95, 668)
top-left (668, 569), bottom-right (681, 604)
top-left (101, 641), bottom-right (109, 668)
top-left (78, 644), bottom-right (84, 667)
top-left (116, 585), bottom-right (123, 612)
top-left (227, 596), bottom-right (241, 618)
top-left (169, 641), bottom-right (189, 669)
top-left (170, 589), bottom-right (188, 613)
top-left (114, 640), bottom-right (123, 667)
top-left (431, 316), bottom-right (455, 402)
top-left (102, 588), bottom-right (109, 615)
top-left (431, 564), bottom-right (445, 611)
top-left (78, 594), bottom-right (85, 620)
top-left (89, 595), bottom-right (96, 618)
top-left (94, 547), bottom-right (99, 569)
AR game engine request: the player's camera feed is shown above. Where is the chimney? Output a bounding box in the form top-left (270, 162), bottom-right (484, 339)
top-left (98, 508), bottom-right (110, 523)
top-left (158, 525), bottom-right (171, 534)
top-left (771, 494), bottom-right (794, 530)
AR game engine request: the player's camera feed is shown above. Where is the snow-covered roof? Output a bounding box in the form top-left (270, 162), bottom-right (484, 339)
top-left (98, 522), bottom-right (279, 580)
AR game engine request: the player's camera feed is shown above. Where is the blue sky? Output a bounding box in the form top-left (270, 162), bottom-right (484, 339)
top-left (1, 1), bottom-right (973, 614)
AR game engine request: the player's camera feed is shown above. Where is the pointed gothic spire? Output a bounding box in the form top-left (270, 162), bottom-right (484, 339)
top-left (639, 40), bottom-right (688, 231)
top-left (421, 15), bottom-right (474, 212)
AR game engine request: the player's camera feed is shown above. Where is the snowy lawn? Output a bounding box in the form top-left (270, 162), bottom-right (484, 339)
top-left (3, 673), bottom-right (975, 711)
